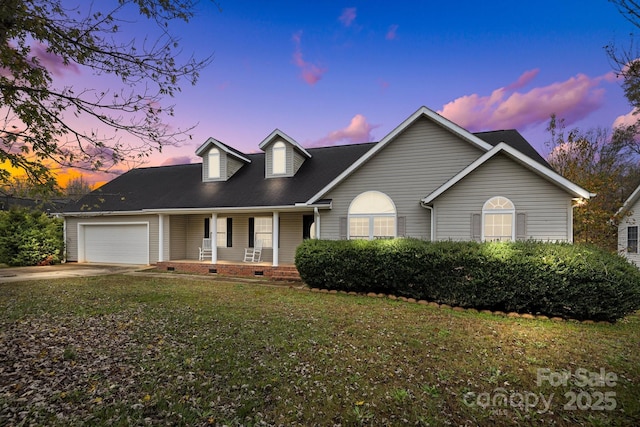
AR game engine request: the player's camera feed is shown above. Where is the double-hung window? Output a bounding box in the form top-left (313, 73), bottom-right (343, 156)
top-left (205, 217), bottom-right (232, 247)
top-left (628, 226), bottom-right (638, 253)
top-left (272, 141), bottom-right (286, 175)
top-left (254, 217), bottom-right (273, 248)
top-left (483, 196), bottom-right (515, 242)
top-left (208, 148), bottom-right (220, 179)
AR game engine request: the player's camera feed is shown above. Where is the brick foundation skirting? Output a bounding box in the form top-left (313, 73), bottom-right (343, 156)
top-left (156, 261), bottom-right (301, 281)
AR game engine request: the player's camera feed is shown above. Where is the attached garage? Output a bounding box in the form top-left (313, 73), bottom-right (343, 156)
top-left (79, 223), bottom-right (149, 265)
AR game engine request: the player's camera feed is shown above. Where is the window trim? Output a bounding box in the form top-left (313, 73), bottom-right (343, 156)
top-left (272, 141), bottom-right (286, 175)
top-left (481, 196), bottom-right (515, 242)
top-left (347, 191), bottom-right (397, 240)
top-left (252, 216), bottom-right (273, 248)
top-left (628, 226), bottom-right (638, 254)
top-left (208, 148), bottom-right (221, 179)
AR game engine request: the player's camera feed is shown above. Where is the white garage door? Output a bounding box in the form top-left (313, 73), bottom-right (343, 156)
top-left (82, 223), bottom-right (149, 264)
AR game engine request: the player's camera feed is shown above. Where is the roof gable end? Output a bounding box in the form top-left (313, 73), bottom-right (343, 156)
top-left (305, 106), bottom-right (494, 204)
top-left (258, 129), bottom-right (312, 158)
top-left (195, 137), bottom-right (251, 163)
top-left (617, 183), bottom-right (640, 217)
top-left (421, 142), bottom-right (594, 204)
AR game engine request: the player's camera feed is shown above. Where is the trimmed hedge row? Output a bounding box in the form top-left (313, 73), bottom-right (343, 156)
top-left (294, 238), bottom-right (640, 322)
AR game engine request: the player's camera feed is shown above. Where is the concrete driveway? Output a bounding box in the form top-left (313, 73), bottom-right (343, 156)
top-left (0, 263), bottom-right (148, 283)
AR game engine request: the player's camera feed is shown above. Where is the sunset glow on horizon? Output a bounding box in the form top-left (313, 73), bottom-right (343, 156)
top-left (5, 0), bottom-right (636, 189)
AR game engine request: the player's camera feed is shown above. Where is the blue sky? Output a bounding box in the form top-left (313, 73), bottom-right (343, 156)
top-left (45, 0), bottom-right (638, 184)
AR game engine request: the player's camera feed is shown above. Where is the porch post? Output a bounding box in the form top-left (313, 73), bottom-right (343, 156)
top-left (211, 213), bottom-right (218, 264)
top-left (158, 214), bottom-right (165, 262)
top-left (272, 211), bottom-right (279, 267)
top-left (314, 207), bottom-right (320, 239)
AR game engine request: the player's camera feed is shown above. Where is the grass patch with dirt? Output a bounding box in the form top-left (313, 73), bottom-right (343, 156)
top-left (0, 275), bottom-right (638, 426)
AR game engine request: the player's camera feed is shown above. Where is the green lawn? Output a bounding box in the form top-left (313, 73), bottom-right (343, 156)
top-left (0, 274), bottom-right (638, 426)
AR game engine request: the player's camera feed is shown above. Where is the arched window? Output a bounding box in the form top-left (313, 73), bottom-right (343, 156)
top-left (348, 191), bottom-right (396, 240)
top-left (483, 196), bottom-right (515, 241)
top-left (272, 141), bottom-right (286, 175)
top-left (208, 148), bottom-right (220, 179)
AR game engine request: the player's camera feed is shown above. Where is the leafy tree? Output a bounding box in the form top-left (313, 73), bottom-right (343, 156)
top-left (1, 0), bottom-right (216, 189)
top-left (0, 207), bottom-right (63, 266)
top-left (607, 1), bottom-right (640, 113)
top-left (546, 115), bottom-right (640, 251)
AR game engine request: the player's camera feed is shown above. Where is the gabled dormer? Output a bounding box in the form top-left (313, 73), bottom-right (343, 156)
top-left (195, 137), bottom-right (251, 182)
top-left (258, 129), bottom-right (312, 178)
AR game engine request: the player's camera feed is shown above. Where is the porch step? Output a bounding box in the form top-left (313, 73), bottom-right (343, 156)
top-left (272, 269), bottom-right (302, 281)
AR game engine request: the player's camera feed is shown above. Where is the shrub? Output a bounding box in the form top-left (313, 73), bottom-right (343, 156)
top-left (295, 239), bottom-right (640, 322)
top-left (0, 208), bottom-right (64, 266)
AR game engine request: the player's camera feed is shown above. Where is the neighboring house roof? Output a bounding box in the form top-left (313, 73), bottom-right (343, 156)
top-left (64, 143), bottom-right (374, 214)
top-left (0, 195), bottom-right (68, 213)
top-left (616, 183), bottom-right (640, 217)
top-left (421, 142), bottom-right (593, 205)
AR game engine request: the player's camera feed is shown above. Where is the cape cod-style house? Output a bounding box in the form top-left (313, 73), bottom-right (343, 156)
top-left (62, 106), bottom-right (593, 278)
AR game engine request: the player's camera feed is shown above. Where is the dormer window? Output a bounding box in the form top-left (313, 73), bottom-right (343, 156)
top-left (196, 137), bottom-right (250, 182)
top-left (208, 148), bottom-right (221, 179)
top-left (272, 141), bottom-right (286, 175)
top-left (258, 129), bottom-right (312, 179)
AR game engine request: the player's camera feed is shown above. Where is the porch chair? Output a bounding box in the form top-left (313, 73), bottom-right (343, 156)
top-left (199, 237), bottom-right (212, 261)
top-left (243, 239), bottom-right (263, 262)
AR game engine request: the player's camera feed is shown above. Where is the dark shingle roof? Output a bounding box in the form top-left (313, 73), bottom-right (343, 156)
top-left (65, 143), bottom-right (375, 212)
top-left (474, 129), bottom-right (550, 167)
top-left (65, 128), bottom-right (548, 213)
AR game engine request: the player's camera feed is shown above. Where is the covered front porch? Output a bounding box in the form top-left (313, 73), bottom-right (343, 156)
top-left (152, 206), bottom-right (325, 274)
top-left (155, 259), bottom-right (301, 281)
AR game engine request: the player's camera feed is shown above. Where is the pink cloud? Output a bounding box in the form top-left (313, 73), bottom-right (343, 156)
top-left (339, 8), bottom-right (357, 27)
top-left (161, 156), bottom-right (193, 166)
top-left (291, 31), bottom-right (327, 85)
top-left (504, 68), bottom-right (539, 91)
top-left (377, 78), bottom-right (390, 91)
top-left (31, 42), bottom-right (80, 77)
top-left (310, 114), bottom-right (379, 147)
top-left (386, 25), bottom-right (399, 41)
top-left (613, 107), bottom-right (640, 129)
top-left (438, 70), bottom-right (611, 132)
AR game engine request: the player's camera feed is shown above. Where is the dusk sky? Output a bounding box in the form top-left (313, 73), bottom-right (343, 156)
top-left (36, 1), bottom-right (638, 186)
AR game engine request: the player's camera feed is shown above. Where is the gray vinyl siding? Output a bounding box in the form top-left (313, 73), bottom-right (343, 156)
top-left (434, 154), bottom-right (572, 241)
top-left (618, 201), bottom-right (640, 265)
top-left (293, 150), bottom-right (305, 174)
top-left (227, 157), bottom-right (244, 179)
top-left (170, 215), bottom-right (187, 259)
top-left (64, 214), bottom-right (160, 263)
top-left (279, 212), bottom-right (304, 263)
top-left (320, 116), bottom-right (484, 240)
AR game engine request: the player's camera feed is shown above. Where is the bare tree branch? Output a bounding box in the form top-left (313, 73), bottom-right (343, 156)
top-left (0, 0), bottom-right (216, 191)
